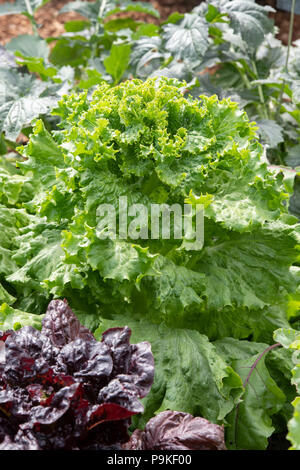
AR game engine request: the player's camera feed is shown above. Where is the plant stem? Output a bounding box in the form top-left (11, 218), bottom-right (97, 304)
top-left (234, 342), bottom-right (281, 449)
top-left (243, 343), bottom-right (281, 388)
top-left (24, 0), bottom-right (38, 35)
top-left (276, 0), bottom-right (296, 115)
top-left (99, 0), bottom-right (107, 19)
top-left (24, 0), bottom-right (33, 16)
top-left (236, 63), bottom-right (251, 90)
top-left (95, 0), bottom-right (107, 34)
top-left (251, 60), bottom-right (269, 119)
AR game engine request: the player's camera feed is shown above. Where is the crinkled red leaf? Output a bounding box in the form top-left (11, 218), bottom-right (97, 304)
top-left (124, 410), bottom-right (227, 450)
top-left (3, 327), bottom-right (57, 386)
top-left (56, 337), bottom-right (113, 384)
top-left (0, 300), bottom-right (155, 450)
top-left (42, 299), bottom-right (95, 347)
top-left (101, 327), bottom-right (154, 398)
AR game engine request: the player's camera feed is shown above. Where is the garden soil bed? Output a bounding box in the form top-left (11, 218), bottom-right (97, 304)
top-left (0, 0), bottom-right (300, 46)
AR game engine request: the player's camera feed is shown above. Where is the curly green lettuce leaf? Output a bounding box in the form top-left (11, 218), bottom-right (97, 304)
top-left (0, 155), bottom-right (35, 207)
top-left (273, 328), bottom-right (300, 449)
top-left (17, 119), bottom-right (66, 213)
top-left (16, 78), bottom-right (300, 341)
top-left (288, 397), bottom-right (300, 450)
top-left (274, 327), bottom-right (300, 394)
top-left (6, 219), bottom-right (85, 315)
top-left (0, 303), bottom-right (44, 331)
top-left (0, 284), bottom-right (15, 305)
top-left (0, 206), bottom-right (29, 271)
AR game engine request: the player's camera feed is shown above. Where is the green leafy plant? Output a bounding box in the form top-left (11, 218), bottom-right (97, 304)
top-left (127, 0), bottom-right (300, 216)
top-left (0, 77), bottom-right (299, 449)
top-left (0, 0), bottom-right (161, 150)
top-left (1, 0), bottom-right (300, 451)
top-left (274, 327), bottom-right (300, 449)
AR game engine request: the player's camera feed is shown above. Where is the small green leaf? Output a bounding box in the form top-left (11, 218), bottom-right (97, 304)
top-left (256, 119), bottom-right (285, 148)
top-left (64, 19), bottom-right (91, 32)
top-left (163, 13), bottom-right (209, 61)
top-left (15, 57), bottom-right (57, 81)
top-left (6, 34), bottom-right (49, 60)
top-left (104, 43), bottom-right (131, 84)
top-left (78, 69), bottom-right (104, 89)
top-left (49, 39), bottom-right (90, 67)
top-left (105, 1), bottom-right (160, 18)
top-left (132, 23), bottom-right (159, 39)
top-left (205, 4), bottom-right (226, 23)
top-left (104, 17), bottom-right (140, 33)
top-left (162, 12), bottom-right (184, 25)
top-left (225, 0), bottom-right (275, 48)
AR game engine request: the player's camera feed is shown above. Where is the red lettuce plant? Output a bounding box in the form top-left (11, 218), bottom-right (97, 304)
top-left (124, 411), bottom-right (226, 450)
top-left (0, 299), bottom-right (154, 450)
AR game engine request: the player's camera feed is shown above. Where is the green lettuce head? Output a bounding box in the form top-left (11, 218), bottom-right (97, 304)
top-left (2, 77), bottom-right (300, 449)
top-left (7, 77), bottom-right (299, 342)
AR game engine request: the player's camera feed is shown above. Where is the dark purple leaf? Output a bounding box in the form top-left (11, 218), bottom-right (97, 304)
top-left (0, 300), bottom-right (155, 449)
top-left (3, 327), bottom-right (57, 386)
top-left (129, 342), bottom-right (155, 398)
top-left (42, 299), bottom-right (95, 347)
top-left (56, 337), bottom-right (113, 383)
top-left (0, 388), bottom-right (32, 423)
top-left (81, 420), bottom-right (130, 450)
top-left (97, 376), bottom-right (144, 414)
top-left (124, 411), bottom-right (227, 450)
top-left (88, 402), bottom-right (140, 429)
top-left (0, 417), bottom-right (16, 443)
top-left (101, 327), bottom-right (132, 376)
top-left (101, 327), bottom-right (154, 398)
top-left (29, 383), bottom-right (83, 426)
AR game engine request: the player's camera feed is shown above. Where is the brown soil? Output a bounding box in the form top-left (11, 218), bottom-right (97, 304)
top-left (0, 0), bottom-right (299, 47)
top-left (261, 0), bottom-right (300, 44)
top-left (0, 0), bottom-right (85, 44)
top-left (0, 0), bottom-right (199, 45)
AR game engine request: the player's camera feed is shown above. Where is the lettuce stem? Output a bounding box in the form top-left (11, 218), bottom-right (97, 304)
top-left (24, 0), bottom-right (38, 35)
top-left (251, 60), bottom-right (269, 120)
top-left (276, 0), bottom-right (296, 115)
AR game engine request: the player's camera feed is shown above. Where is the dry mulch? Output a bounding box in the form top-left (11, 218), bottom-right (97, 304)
top-left (0, 0), bottom-right (200, 45)
top-left (0, 0), bottom-right (86, 44)
top-left (0, 0), bottom-right (299, 47)
top-left (261, 0), bottom-right (300, 44)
